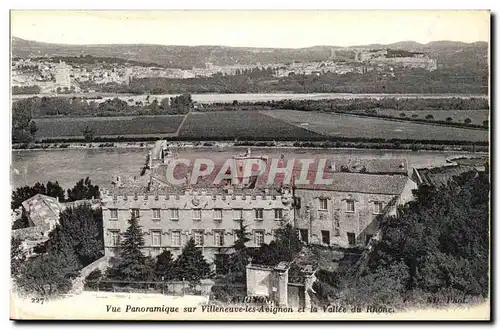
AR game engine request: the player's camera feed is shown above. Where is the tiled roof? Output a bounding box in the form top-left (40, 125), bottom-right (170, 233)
top-left (414, 165), bottom-right (477, 187)
top-left (21, 194), bottom-right (62, 228)
top-left (334, 158), bottom-right (408, 174)
top-left (447, 156), bottom-right (489, 168)
top-left (107, 156), bottom-right (409, 196)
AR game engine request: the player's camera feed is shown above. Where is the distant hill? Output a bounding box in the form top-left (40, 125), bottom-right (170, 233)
top-left (11, 37), bottom-right (488, 70)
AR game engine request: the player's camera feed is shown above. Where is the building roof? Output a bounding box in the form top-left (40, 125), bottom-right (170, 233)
top-left (107, 157), bottom-right (409, 196)
top-left (413, 165), bottom-right (477, 187)
top-left (333, 158), bottom-right (408, 174)
top-left (447, 156), bottom-right (488, 169)
top-left (21, 194), bottom-right (62, 228)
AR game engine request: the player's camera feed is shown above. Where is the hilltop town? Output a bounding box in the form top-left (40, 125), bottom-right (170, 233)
top-left (12, 44), bottom-right (438, 94)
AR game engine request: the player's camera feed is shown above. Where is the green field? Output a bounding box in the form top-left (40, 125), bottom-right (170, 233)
top-left (178, 111), bottom-right (324, 139)
top-left (32, 109), bottom-right (489, 143)
top-left (353, 109), bottom-right (489, 125)
top-left (261, 110), bottom-right (489, 142)
top-left (34, 115), bottom-right (185, 139)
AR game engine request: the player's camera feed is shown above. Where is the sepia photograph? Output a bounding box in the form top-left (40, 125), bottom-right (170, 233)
top-left (8, 9), bottom-right (490, 321)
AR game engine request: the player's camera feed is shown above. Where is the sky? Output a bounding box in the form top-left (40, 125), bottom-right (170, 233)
top-left (10, 10), bottom-right (490, 48)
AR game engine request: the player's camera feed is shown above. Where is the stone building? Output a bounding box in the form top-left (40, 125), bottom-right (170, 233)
top-left (101, 141), bottom-right (417, 269)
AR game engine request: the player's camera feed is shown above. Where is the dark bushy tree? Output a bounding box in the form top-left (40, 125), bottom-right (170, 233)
top-left (174, 238), bottom-right (210, 282)
top-left (341, 171), bottom-right (490, 306)
top-left (66, 177), bottom-right (100, 202)
top-left (155, 249), bottom-right (176, 281)
top-left (251, 223), bottom-right (302, 265)
top-left (227, 220), bottom-right (251, 283)
top-left (46, 181), bottom-right (65, 202)
top-left (106, 215), bottom-right (152, 281)
top-left (51, 205), bottom-right (103, 266)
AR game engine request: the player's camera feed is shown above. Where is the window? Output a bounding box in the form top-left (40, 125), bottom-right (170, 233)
top-left (347, 232), bottom-right (356, 246)
top-left (299, 229), bottom-right (309, 244)
top-left (194, 230), bottom-right (204, 246)
top-left (321, 230), bottom-right (330, 245)
top-left (152, 208), bottom-right (161, 220)
top-left (151, 230), bottom-right (162, 246)
top-left (233, 209), bottom-right (243, 221)
top-left (193, 209), bottom-right (201, 221)
top-left (214, 208), bottom-right (222, 221)
top-left (170, 208), bottom-right (179, 221)
top-left (274, 208), bottom-right (283, 220)
top-left (171, 231), bottom-right (181, 246)
top-left (109, 209), bottom-right (118, 220)
top-left (214, 230), bottom-right (225, 247)
top-left (319, 198), bottom-right (328, 211)
top-left (346, 200), bottom-right (355, 213)
top-left (373, 202), bottom-right (383, 215)
top-left (109, 230), bottom-right (120, 246)
top-left (254, 230), bottom-right (265, 245)
top-left (254, 208), bottom-right (263, 221)
top-left (130, 208), bottom-right (140, 218)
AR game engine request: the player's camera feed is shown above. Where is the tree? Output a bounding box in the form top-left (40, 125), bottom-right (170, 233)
top-left (227, 220), bottom-right (251, 283)
top-left (174, 238), bottom-right (210, 282)
top-left (252, 223), bottom-right (302, 265)
top-left (106, 215), bottom-right (152, 281)
top-left (155, 249), bottom-right (176, 281)
top-left (273, 223), bottom-right (303, 261)
top-left (399, 112), bottom-right (406, 117)
top-left (82, 125), bottom-right (94, 142)
top-left (483, 120), bottom-right (489, 127)
top-left (66, 177), bottom-right (100, 202)
top-left (84, 269), bottom-right (103, 291)
top-left (51, 204), bottom-right (103, 266)
top-left (446, 117), bottom-right (453, 122)
top-left (29, 120), bottom-right (38, 136)
top-left (425, 114), bottom-right (434, 120)
top-left (16, 228), bottom-right (81, 297)
top-left (411, 114), bottom-right (418, 118)
top-left (11, 237), bottom-right (26, 278)
top-left (464, 118), bottom-right (472, 124)
top-left (364, 171), bottom-right (489, 300)
top-left (46, 181), bottom-right (65, 202)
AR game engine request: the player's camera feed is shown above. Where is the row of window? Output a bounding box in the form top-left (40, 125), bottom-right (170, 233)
top-left (109, 208), bottom-right (284, 221)
top-left (108, 229), bottom-right (266, 247)
top-left (299, 228), bottom-right (373, 246)
top-left (316, 197), bottom-right (384, 214)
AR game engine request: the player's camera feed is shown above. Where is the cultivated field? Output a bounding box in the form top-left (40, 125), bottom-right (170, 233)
top-left (178, 111), bottom-right (324, 139)
top-left (261, 110), bottom-right (489, 142)
top-left (353, 109), bottom-right (489, 125)
top-left (34, 115), bottom-right (185, 139)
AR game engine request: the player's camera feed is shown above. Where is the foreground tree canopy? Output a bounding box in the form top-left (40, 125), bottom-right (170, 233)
top-left (314, 170), bottom-right (490, 306)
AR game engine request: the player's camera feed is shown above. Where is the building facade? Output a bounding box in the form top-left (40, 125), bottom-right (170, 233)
top-left (101, 186), bottom-right (294, 264)
top-left (101, 140), bottom-right (416, 267)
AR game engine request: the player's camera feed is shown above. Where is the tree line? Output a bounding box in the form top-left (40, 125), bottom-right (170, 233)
top-left (79, 68), bottom-right (488, 95)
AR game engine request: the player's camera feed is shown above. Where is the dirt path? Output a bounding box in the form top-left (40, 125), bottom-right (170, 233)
top-left (174, 109), bottom-right (192, 136)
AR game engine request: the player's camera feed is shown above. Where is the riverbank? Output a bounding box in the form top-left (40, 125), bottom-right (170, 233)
top-left (12, 92), bottom-right (489, 102)
top-left (12, 140), bottom-right (489, 153)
